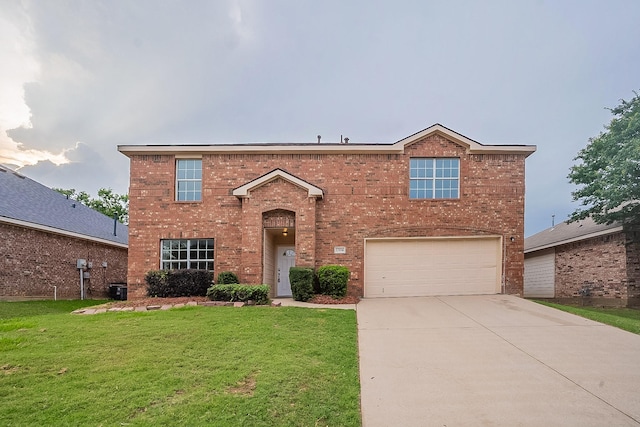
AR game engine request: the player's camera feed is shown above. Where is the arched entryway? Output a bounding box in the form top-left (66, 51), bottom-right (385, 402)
top-left (263, 209), bottom-right (296, 296)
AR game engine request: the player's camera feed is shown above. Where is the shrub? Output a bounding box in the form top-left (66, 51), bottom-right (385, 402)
top-left (145, 270), bottom-right (169, 297)
top-left (206, 284), bottom-right (269, 304)
top-left (289, 267), bottom-right (314, 302)
top-left (317, 265), bottom-right (349, 298)
top-left (217, 271), bottom-right (239, 284)
top-left (146, 269), bottom-right (213, 297)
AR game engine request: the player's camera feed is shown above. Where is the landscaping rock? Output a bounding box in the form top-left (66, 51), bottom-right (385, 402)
top-left (233, 302), bottom-right (245, 307)
top-left (147, 305), bottom-right (161, 310)
top-left (271, 301), bottom-right (282, 307)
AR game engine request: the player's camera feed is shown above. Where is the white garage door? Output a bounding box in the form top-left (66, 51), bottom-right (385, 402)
top-left (524, 249), bottom-right (555, 298)
top-left (364, 237), bottom-right (502, 298)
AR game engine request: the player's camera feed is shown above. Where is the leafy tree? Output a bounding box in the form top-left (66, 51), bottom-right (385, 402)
top-left (54, 187), bottom-right (129, 224)
top-left (568, 92), bottom-right (640, 225)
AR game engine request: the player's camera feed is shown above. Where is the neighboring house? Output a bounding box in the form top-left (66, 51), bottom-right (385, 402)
top-left (0, 165), bottom-right (128, 300)
top-left (524, 218), bottom-right (640, 307)
top-left (118, 124), bottom-right (536, 299)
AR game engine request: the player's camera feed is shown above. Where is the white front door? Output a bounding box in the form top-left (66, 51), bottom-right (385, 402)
top-left (277, 246), bottom-right (296, 296)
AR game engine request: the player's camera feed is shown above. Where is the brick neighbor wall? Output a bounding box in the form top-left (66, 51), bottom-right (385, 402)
top-left (126, 134), bottom-right (527, 298)
top-left (625, 227), bottom-right (640, 306)
top-left (0, 222), bottom-right (128, 300)
top-left (554, 231), bottom-right (629, 305)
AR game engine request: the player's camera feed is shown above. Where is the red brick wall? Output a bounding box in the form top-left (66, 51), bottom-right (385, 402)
top-left (625, 228), bottom-right (640, 306)
top-left (555, 232), bottom-right (628, 302)
top-left (0, 222), bottom-right (128, 300)
top-left (126, 134), bottom-right (527, 298)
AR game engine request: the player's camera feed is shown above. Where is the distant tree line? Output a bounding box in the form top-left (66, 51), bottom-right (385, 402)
top-left (54, 188), bottom-right (129, 224)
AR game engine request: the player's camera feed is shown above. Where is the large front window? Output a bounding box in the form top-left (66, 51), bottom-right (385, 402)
top-left (410, 158), bottom-right (460, 199)
top-left (176, 159), bottom-right (202, 201)
top-left (161, 239), bottom-right (214, 270)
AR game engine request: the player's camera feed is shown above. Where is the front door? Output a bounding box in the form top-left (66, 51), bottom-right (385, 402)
top-left (277, 246), bottom-right (296, 297)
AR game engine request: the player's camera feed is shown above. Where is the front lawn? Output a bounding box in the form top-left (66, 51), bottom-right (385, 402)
top-left (534, 301), bottom-right (640, 334)
top-left (0, 302), bottom-right (361, 426)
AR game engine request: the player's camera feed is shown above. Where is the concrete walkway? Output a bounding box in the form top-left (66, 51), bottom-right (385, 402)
top-left (357, 295), bottom-right (640, 426)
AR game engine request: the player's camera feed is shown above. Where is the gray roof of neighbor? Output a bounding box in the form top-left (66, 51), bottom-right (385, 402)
top-left (0, 164), bottom-right (127, 246)
top-left (524, 217), bottom-right (622, 253)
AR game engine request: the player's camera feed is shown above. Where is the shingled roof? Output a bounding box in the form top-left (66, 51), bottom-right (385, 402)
top-left (0, 164), bottom-right (127, 247)
top-left (524, 217), bottom-right (622, 254)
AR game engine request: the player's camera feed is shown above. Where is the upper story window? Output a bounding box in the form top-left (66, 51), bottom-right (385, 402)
top-left (410, 158), bottom-right (460, 199)
top-left (161, 238), bottom-right (214, 270)
top-left (176, 159), bottom-right (202, 201)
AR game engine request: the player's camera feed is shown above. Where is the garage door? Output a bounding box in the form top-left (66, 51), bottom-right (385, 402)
top-left (364, 237), bottom-right (502, 298)
top-left (524, 249), bottom-right (555, 298)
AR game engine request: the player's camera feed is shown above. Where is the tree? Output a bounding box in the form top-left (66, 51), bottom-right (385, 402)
top-left (54, 188), bottom-right (129, 224)
top-left (568, 92), bottom-right (640, 225)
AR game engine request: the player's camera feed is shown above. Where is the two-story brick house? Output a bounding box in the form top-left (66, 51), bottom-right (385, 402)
top-left (118, 124), bottom-right (535, 299)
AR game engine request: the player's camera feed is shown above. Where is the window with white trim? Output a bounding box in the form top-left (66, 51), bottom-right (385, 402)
top-left (161, 239), bottom-right (214, 270)
top-left (176, 159), bottom-right (202, 201)
top-left (409, 158), bottom-right (460, 199)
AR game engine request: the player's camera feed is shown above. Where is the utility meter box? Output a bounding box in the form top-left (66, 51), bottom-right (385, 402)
top-left (76, 259), bottom-right (87, 269)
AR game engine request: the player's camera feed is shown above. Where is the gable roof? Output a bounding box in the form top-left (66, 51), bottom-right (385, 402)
top-left (524, 217), bottom-right (622, 254)
top-left (0, 165), bottom-right (128, 248)
top-left (232, 168), bottom-right (324, 198)
top-left (118, 123), bottom-right (536, 157)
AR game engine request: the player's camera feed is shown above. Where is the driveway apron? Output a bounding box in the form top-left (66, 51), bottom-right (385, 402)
top-left (357, 295), bottom-right (640, 426)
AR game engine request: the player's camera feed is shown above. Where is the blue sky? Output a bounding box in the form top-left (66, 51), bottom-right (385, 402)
top-left (1, 0), bottom-right (639, 236)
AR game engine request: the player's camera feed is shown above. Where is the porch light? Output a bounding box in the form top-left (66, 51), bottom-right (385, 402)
top-left (283, 228), bottom-right (288, 237)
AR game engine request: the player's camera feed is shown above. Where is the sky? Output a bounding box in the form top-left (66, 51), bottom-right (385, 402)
top-left (1, 0), bottom-right (639, 237)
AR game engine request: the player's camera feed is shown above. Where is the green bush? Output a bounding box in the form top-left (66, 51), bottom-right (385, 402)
top-left (206, 284), bottom-right (269, 304)
top-left (217, 271), bottom-right (239, 284)
top-left (317, 265), bottom-right (349, 298)
top-left (146, 269), bottom-right (213, 297)
top-left (145, 270), bottom-right (169, 297)
top-left (289, 267), bottom-right (314, 302)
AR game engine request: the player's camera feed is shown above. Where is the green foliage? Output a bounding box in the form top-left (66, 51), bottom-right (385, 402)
top-left (216, 271), bottom-right (239, 284)
top-left (206, 284), bottom-right (269, 304)
top-left (54, 187), bottom-right (129, 224)
top-left (145, 270), bottom-right (169, 296)
top-left (317, 265), bottom-right (350, 298)
top-left (146, 269), bottom-right (213, 297)
top-left (568, 92), bottom-right (640, 225)
top-left (289, 267), bottom-right (315, 302)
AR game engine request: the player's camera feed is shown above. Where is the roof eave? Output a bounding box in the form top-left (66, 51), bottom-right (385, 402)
top-left (0, 216), bottom-right (128, 249)
top-left (524, 226), bottom-right (624, 254)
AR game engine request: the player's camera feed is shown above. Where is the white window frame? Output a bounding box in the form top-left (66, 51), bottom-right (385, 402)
top-left (176, 159), bottom-right (202, 201)
top-left (160, 238), bottom-right (214, 270)
top-left (409, 157), bottom-right (460, 199)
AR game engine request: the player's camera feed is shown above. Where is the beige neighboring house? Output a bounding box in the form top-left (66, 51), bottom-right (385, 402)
top-left (524, 217), bottom-right (640, 307)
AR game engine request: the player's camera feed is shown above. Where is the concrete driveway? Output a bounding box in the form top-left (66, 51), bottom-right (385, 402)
top-left (357, 295), bottom-right (640, 426)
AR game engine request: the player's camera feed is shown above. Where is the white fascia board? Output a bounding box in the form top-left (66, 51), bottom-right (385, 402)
top-left (0, 216), bottom-right (128, 249)
top-left (393, 124), bottom-right (536, 157)
top-left (118, 144), bottom-right (403, 156)
top-left (117, 124), bottom-right (536, 158)
top-left (232, 169), bottom-right (323, 198)
top-left (524, 226), bottom-right (624, 254)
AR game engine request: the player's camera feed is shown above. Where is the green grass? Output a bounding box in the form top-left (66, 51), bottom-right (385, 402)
top-left (0, 302), bottom-right (361, 426)
top-left (0, 299), bottom-right (108, 320)
top-left (535, 301), bottom-right (640, 334)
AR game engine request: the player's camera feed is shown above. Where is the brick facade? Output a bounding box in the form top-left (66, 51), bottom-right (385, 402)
top-left (123, 128), bottom-right (532, 299)
top-left (0, 222), bottom-right (128, 300)
top-left (551, 229), bottom-right (640, 307)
